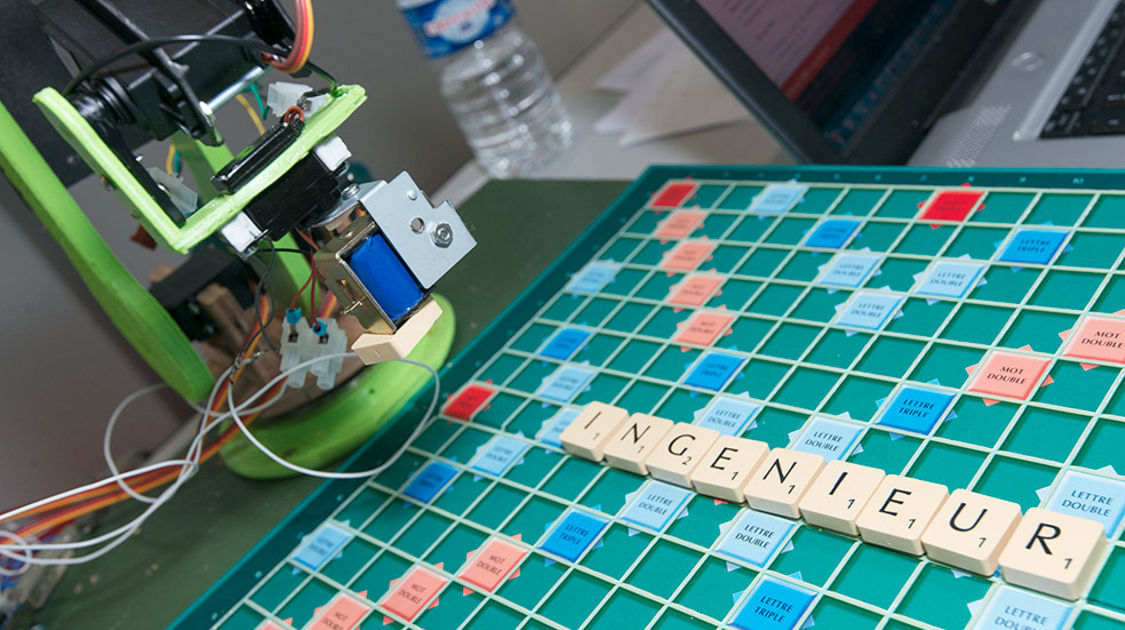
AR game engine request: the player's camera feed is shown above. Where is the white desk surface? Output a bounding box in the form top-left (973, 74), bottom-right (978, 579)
top-left (435, 4), bottom-right (790, 206)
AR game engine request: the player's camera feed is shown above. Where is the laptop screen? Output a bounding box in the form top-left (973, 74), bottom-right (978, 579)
top-left (696, 0), bottom-right (955, 151)
top-left (650, 0), bottom-right (1018, 162)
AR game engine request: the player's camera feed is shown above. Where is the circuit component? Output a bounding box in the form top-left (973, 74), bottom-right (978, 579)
top-left (315, 172), bottom-right (475, 336)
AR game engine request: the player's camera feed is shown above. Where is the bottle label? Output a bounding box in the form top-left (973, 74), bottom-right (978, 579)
top-left (400, 0), bottom-right (515, 58)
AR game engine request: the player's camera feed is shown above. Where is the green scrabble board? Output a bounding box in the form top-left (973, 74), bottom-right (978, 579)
top-left (173, 166), bottom-right (1125, 630)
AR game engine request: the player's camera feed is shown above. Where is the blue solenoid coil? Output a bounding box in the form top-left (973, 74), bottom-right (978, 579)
top-left (314, 172), bottom-right (476, 335)
top-left (345, 233), bottom-right (424, 324)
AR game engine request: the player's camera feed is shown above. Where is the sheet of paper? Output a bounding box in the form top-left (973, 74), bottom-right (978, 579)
top-left (594, 30), bottom-right (753, 147)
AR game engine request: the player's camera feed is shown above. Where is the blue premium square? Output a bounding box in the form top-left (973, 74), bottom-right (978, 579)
top-left (998, 230), bottom-right (1068, 265)
top-left (805, 219), bottom-right (861, 249)
top-left (731, 577), bottom-right (815, 630)
top-left (293, 523), bottom-right (353, 571)
top-left (818, 253), bottom-right (881, 288)
top-left (694, 397), bottom-right (761, 436)
top-left (1046, 471), bottom-right (1125, 537)
top-left (540, 510), bottom-right (608, 562)
top-left (916, 261), bottom-right (985, 298)
top-left (566, 262), bottom-right (620, 293)
top-left (538, 407), bottom-right (580, 448)
top-left (717, 510), bottom-right (797, 567)
top-left (976, 586), bottom-right (1072, 630)
top-left (791, 417), bottom-right (863, 461)
top-left (750, 183), bottom-right (808, 214)
top-left (835, 292), bottom-right (902, 330)
top-left (684, 352), bottom-right (745, 391)
top-left (402, 461), bottom-right (458, 503)
top-left (536, 366), bottom-right (596, 402)
top-left (469, 435), bottom-right (528, 476)
top-left (620, 480), bottom-right (693, 532)
top-left (877, 386), bottom-right (956, 434)
top-left (539, 328), bottom-right (591, 360)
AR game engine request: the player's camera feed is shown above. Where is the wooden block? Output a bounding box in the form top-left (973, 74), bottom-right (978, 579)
top-left (558, 402), bottom-right (628, 461)
top-left (999, 507), bottom-right (1109, 600)
top-left (921, 489), bottom-right (1022, 575)
top-left (856, 475), bottom-right (949, 555)
top-left (352, 298), bottom-right (443, 365)
top-left (603, 413), bottom-right (674, 475)
top-left (743, 448), bottom-right (825, 518)
top-left (689, 436), bottom-right (769, 502)
top-left (644, 422), bottom-right (720, 487)
top-left (798, 460), bottom-right (885, 535)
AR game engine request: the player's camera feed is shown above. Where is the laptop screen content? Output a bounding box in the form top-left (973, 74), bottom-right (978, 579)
top-left (695, 0), bottom-right (956, 151)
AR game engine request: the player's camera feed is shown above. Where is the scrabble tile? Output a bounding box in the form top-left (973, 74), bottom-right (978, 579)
top-left (921, 489), bottom-right (1022, 575)
top-left (603, 413), bottom-right (674, 475)
top-left (559, 402), bottom-right (628, 461)
top-left (798, 460), bottom-right (885, 535)
top-left (856, 475), bottom-right (949, 555)
top-left (689, 436), bottom-right (769, 502)
top-left (743, 448), bottom-right (826, 518)
top-left (998, 507), bottom-right (1109, 600)
top-left (643, 422), bottom-right (720, 487)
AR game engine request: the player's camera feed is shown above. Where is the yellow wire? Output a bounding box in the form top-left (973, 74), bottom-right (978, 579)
top-left (165, 144), bottom-right (176, 174)
top-left (235, 93), bottom-right (267, 135)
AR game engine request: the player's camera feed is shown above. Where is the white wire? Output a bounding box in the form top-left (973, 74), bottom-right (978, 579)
top-left (0, 531), bottom-right (32, 577)
top-left (224, 357), bottom-right (440, 480)
top-left (0, 351), bottom-right (441, 568)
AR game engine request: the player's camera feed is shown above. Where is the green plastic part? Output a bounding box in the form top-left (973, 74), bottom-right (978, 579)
top-left (33, 85), bottom-right (366, 254)
top-left (220, 294), bottom-right (456, 478)
top-left (0, 97), bottom-right (215, 402)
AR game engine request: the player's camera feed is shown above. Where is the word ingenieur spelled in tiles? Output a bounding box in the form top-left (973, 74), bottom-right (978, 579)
top-left (919, 188), bottom-right (983, 221)
top-left (998, 229), bottom-right (1069, 265)
top-left (748, 183), bottom-right (808, 214)
top-left (602, 413), bottom-right (673, 475)
top-left (667, 274), bottom-right (724, 307)
top-left (968, 351), bottom-right (1051, 401)
top-left (559, 400), bottom-right (1114, 600)
top-left (655, 209), bottom-right (706, 239)
top-left (1063, 315), bottom-right (1125, 365)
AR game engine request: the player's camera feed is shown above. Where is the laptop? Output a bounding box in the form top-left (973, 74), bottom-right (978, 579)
top-left (647, 0), bottom-right (1125, 168)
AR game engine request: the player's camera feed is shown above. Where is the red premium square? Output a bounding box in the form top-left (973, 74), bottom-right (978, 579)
top-left (919, 190), bottom-right (983, 222)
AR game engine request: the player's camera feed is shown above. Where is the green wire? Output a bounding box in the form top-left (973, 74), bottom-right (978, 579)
top-left (246, 83), bottom-right (268, 118)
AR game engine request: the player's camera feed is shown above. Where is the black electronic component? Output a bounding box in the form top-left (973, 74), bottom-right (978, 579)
top-left (149, 243), bottom-right (256, 341)
top-left (212, 118), bottom-right (305, 194)
top-left (242, 153), bottom-right (345, 241)
top-left (37, 0), bottom-right (293, 143)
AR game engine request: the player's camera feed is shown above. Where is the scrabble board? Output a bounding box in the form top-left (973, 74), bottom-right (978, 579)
top-left (174, 166), bottom-right (1125, 630)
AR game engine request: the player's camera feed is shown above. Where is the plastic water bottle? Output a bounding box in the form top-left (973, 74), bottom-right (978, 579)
top-left (398, 0), bottom-right (573, 178)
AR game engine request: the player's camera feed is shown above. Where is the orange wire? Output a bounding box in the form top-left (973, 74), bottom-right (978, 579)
top-left (268, 0), bottom-right (314, 73)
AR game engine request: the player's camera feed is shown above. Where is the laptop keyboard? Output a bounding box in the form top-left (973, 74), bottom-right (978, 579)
top-left (1041, 1), bottom-right (1125, 138)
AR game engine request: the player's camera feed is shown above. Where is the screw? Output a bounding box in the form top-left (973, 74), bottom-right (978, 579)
top-left (342, 183), bottom-right (359, 198)
top-left (406, 189), bottom-right (418, 201)
top-left (431, 223), bottom-right (453, 248)
top-left (410, 217), bottom-right (425, 233)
